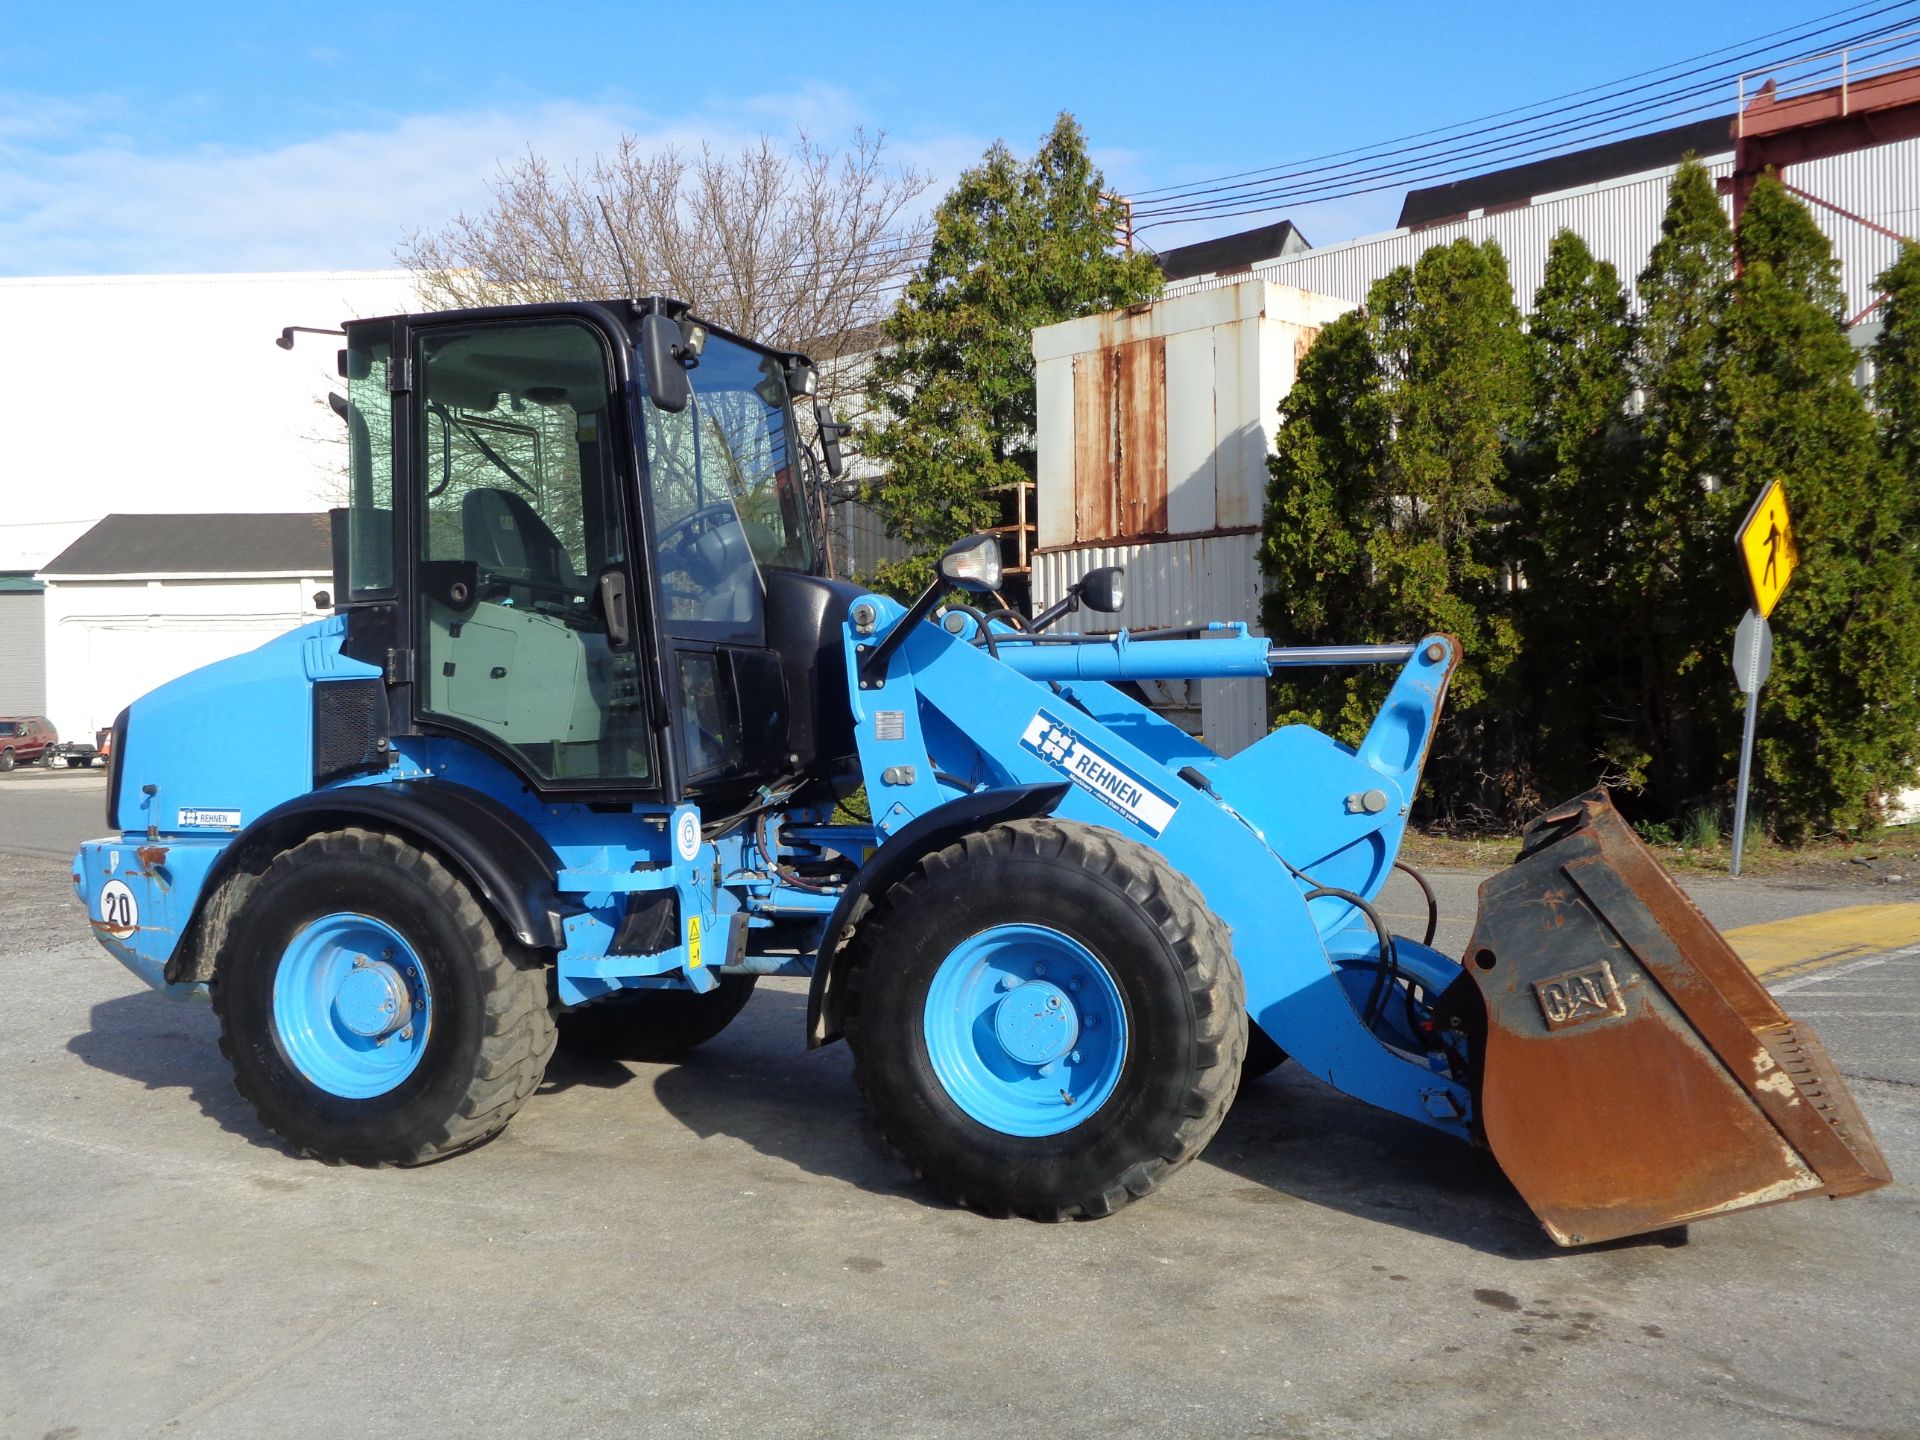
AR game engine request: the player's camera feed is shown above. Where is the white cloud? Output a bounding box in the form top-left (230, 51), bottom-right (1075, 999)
top-left (0, 86), bottom-right (986, 277)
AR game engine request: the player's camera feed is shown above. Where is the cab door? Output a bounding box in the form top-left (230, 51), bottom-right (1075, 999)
top-left (405, 315), bottom-right (659, 791)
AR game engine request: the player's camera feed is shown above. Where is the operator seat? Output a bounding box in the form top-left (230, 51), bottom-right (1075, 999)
top-left (462, 487), bottom-right (574, 601)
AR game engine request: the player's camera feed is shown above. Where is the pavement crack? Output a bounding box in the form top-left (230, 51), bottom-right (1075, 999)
top-left (157, 1304), bottom-right (375, 1432)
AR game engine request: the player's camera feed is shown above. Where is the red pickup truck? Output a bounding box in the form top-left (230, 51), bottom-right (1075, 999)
top-left (0, 716), bottom-right (59, 770)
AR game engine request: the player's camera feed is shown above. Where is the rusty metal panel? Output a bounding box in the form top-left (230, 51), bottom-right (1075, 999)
top-left (1461, 790), bottom-right (1891, 1246)
top-left (1072, 337), bottom-right (1167, 544)
top-left (1033, 533), bottom-right (1268, 754)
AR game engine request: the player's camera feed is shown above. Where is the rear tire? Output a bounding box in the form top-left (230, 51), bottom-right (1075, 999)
top-left (555, 975), bottom-right (757, 1061)
top-left (845, 818), bottom-right (1244, 1220)
top-left (212, 828), bottom-right (555, 1165)
top-left (0, 749), bottom-right (13, 771)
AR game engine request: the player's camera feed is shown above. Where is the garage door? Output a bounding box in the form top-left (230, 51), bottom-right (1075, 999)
top-left (0, 588), bottom-right (47, 714)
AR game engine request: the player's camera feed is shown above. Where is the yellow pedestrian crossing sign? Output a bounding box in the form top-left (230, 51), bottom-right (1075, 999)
top-left (1736, 478), bottom-right (1798, 619)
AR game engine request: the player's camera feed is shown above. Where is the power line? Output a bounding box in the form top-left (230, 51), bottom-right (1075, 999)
top-left (1131, 5), bottom-right (1920, 225)
top-left (1130, 0), bottom-right (1915, 210)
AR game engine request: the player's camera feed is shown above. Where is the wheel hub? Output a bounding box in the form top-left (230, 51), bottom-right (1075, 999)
top-left (334, 961), bottom-right (413, 1039)
top-left (922, 923), bottom-right (1128, 1137)
top-left (273, 913), bottom-right (432, 1099)
top-left (992, 980), bottom-right (1079, 1066)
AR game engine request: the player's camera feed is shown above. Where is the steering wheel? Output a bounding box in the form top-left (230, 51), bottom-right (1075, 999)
top-left (656, 501), bottom-right (742, 557)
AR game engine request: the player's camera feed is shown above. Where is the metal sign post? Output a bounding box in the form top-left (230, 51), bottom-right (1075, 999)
top-left (1730, 609), bottom-right (1773, 877)
top-left (1729, 481), bottom-right (1796, 878)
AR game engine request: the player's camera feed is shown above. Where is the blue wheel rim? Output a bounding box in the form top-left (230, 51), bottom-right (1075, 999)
top-left (272, 913), bottom-right (432, 1099)
top-left (923, 923), bottom-right (1128, 1137)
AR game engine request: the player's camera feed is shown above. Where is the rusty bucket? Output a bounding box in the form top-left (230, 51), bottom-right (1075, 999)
top-left (1459, 790), bottom-right (1891, 1246)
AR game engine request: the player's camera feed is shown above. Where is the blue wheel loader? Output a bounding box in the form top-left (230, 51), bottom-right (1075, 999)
top-left (73, 298), bottom-right (1889, 1244)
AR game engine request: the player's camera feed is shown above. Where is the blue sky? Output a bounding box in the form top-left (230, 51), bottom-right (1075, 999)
top-left (0, 1), bottom-right (1897, 275)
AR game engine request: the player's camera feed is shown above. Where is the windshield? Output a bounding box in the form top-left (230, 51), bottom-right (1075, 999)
top-left (640, 329), bottom-right (815, 636)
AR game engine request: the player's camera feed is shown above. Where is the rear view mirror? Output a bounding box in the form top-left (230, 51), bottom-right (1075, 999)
top-left (1079, 565), bottom-right (1125, 614)
top-left (815, 403), bottom-right (847, 479)
top-left (641, 312), bottom-right (692, 414)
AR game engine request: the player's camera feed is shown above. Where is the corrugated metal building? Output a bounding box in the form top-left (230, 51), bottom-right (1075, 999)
top-left (0, 574), bottom-right (47, 715)
top-left (1165, 128), bottom-right (1919, 324)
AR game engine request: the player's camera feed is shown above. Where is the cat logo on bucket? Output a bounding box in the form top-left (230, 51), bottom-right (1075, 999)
top-left (1533, 961), bottom-right (1627, 1032)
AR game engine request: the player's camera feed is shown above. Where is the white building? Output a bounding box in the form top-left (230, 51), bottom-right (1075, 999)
top-left (0, 269), bottom-right (422, 727)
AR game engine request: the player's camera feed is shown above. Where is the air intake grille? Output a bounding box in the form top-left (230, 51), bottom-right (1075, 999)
top-left (313, 680), bottom-right (387, 786)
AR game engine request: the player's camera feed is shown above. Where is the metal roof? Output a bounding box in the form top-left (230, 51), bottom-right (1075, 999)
top-left (1153, 221), bottom-right (1309, 281)
top-left (1397, 116), bottom-right (1736, 228)
top-left (39, 513), bottom-right (332, 578)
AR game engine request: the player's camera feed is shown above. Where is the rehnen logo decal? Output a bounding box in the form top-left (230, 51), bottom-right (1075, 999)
top-left (1019, 709), bottom-right (1179, 838)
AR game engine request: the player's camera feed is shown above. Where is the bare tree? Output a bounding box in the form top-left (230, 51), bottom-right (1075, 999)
top-left (398, 130), bottom-right (931, 409)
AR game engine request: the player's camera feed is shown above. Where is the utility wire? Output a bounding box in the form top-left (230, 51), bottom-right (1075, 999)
top-left (1131, 1), bottom-right (1916, 211)
top-left (1133, 7), bottom-right (1920, 223)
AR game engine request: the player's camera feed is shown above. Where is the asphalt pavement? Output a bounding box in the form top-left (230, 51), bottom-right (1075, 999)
top-left (3, 774), bottom-right (1916, 1439)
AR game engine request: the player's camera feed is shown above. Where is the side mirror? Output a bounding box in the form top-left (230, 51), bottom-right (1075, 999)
top-left (640, 312), bottom-right (692, 414)
top-left (815, 403), bottom-right (847, 479)
top-left (938, 534), bottom-right (1003, 594)
top-left (1079, 565), bottom-right (1125, 614)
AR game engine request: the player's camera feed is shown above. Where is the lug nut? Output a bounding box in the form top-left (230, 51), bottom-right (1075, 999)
top-left (1033, 963), bottom-right (1048, 978)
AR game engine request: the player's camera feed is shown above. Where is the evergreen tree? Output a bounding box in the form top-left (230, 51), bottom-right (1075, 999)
top-left (1724, 178), bottom-right (1920, 836)
top-left (1624, 157), bottom-right (1739, 814)
top-left (861, 114), bottom-right (1163, 596)
top-left (1872, 242), bottom-right (1920, 528)
top-left (1870, 243), bottom-right (1920, 810)
top-left (1511, 230), bottom-right (1636, 801)
top-left (1262, 237), bottom-right (1528, 813)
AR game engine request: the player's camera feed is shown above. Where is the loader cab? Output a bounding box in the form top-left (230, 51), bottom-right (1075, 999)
top-left (335, 299), bottom-right (842, 806)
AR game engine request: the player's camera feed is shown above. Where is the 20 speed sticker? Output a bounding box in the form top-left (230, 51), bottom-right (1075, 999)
top-left (98, 879), bottom-right (138, 935)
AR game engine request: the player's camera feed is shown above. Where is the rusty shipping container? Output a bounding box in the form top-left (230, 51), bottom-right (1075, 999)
top-left (1031, 281), bottom-right (1355, 754)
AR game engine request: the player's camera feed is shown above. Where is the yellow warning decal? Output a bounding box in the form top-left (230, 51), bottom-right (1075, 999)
top-left (687, 914), bottom-right (703, 968)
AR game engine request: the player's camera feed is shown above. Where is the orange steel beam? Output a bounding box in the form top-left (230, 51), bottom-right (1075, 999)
top-left (1729, 62), bottom-right (1920, 221)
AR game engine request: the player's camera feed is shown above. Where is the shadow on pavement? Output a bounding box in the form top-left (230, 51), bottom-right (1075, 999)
top-left (66, 991), bottom-right (290, 1155)
top-left (67, 981), bottom-right (1684, 1255)
top-left (609, 986), bottom-right (934, 1204)
top-left (1212, 1067), bottom-right (1690, 1259)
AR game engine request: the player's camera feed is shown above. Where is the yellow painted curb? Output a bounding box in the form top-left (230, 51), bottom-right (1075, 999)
top-left (1722, 902), bottom-right (1920, 981)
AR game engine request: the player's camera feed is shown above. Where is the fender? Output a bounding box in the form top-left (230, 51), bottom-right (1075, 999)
top-left (805, 782), bottom-right (1068, 1048)
top-left (163, 778), bottom-right (574, 984)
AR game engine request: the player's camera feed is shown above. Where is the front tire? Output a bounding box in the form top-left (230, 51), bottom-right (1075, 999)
top-left (845, 818), bottom-right (1245, 1220)
top-left (212, 828), bottom-right (555, 1165)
